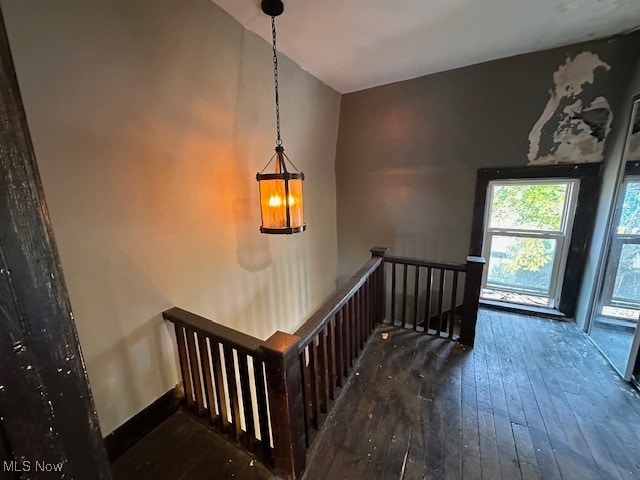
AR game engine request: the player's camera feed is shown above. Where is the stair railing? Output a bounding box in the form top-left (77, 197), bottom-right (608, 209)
top-left (163, 247), bottom-right (483, 480)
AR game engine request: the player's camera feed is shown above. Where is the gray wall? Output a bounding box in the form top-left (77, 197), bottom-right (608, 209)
top-left (2, 0), bottom-right (341, 434)
top-left (575, 56), bottom-right (640, 329)
top-left (336, 33), bottom-right (640, 284)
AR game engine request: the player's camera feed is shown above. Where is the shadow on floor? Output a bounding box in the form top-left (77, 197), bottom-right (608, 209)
top-left (303, 309), bottom-right (640, 480)
top-left (110, 410), bottom-right (276, 480)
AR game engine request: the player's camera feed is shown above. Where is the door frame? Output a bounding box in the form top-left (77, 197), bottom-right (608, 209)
top-left (589, 159), bottom-right (640, 381)
top-left (0, 8), bottom-right (111, 477)
top-left (599, 174), bottom-right (640, 312)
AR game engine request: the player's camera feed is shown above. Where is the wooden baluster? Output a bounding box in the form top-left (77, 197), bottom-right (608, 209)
top-left (402, 264), bottom-right (408, 328)
top-left (370, 247), bottom-right (388, 325)
top-left (223, 345), bottom-right (242, 442)
top-left (413, 266), bottom-right (420, 331)
top-left (318, 330), bottom-right (329, 414)
top-left (262, 331), bottom-right (306, 479)
top-left (252, 357), bottom-right (271, 455)
top-left (340, 306), bottom-right (350, 377)
top-left (361, 284), bottom-right (367, 346)
top-left (390, 262), bottom-right (396, 324)
top-left (460, 256), bottom-right (486, 346)
top-left (380, 265), bottom-right (385, 322)
top-left (211, 341), bottom-right (229, 431)
top-left (366, 278), bottom-right (373, 334)
top-left (356, 294), bottom-right (362, 352)
top-left (185, 329), bottom-right (205, 415)
top-left (299, 351), bottom-right (310, 448)
top-left (371, 268), bottom-right (377, 327)
top-left (197, 335), bottom-right (217, 425)
top-left (327, 319), bottom-right (336, 400)
top-left (335, 310), bottom-right (345, 386)
top-left (353, 295), bottom-right (359, 357)
top-left (174, 324), bottom-right (194, 410)
top-left (449, 270), bottom-right (459, 340)
top-left (361, 287), bottom-right (367, 346)
top-left (424, 267), bottom-right (432, 334)
top-left (309, 340), bottom-right (319, 430)
top-left (238, 354), bottom-right (256, 449)
top-left (353, 295), bottom-right (360, 356)
top-left (349, 298), bottom-right (357, 366)
top-left (358, 288), bottom-right (365, 349)
top-left (437, 269), bottom-right (446, 336)
top-left (370, 277), bottom-right (376, 332)
top-left (362, 281), bottom-right (368, 337)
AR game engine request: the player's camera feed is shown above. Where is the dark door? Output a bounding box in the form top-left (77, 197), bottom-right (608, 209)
top-left (0, 7), bottom-right (111, 479)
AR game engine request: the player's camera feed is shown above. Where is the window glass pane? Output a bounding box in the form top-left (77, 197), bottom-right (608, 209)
top-left (486, 235), bottom-right (556, 295)
top-left (612, 243), bottom-right (640, 307)
top-left (489, 183), bottom-right (568, 231)
top-left (617, 182), bottom-right (640, 234)
top-left (259, 179), bottom-right (286, 229)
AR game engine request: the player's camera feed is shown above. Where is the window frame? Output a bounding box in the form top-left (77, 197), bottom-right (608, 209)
top-left (600, 175), bottom-right (640, 312)
top-left (469, 163), bottom-right (601, 317)
top-left (480, 178), bottom-right (580, 307)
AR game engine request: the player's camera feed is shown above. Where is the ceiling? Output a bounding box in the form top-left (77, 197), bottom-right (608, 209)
top-left (212, 0), bottom-right (640, 94)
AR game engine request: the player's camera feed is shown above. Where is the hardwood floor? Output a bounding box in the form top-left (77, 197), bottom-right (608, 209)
top-left (303, 309), bottom-right (640, 480)
top-left (110, 410), bottom-right (276, 480)
top-left (111, 310), bottom-right (640, 479)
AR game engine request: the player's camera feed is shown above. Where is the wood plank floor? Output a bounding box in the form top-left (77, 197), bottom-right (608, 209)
top-left (303, 309), bottom-right (640, 480)
top-left (111, 410), bottom-right (276, 480)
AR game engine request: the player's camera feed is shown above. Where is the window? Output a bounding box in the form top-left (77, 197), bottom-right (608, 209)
top-left (600, 177), bottom-right (640, 318)
top-left (481, 179), bottom-right (579, 308)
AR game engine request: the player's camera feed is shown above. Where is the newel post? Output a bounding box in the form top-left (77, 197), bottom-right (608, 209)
top-left (370, 247), bottom-right (388, 324)
top-left (262, 331), bottom-right (306, 480)
top-left (460, 256), bottom-right (485, 346)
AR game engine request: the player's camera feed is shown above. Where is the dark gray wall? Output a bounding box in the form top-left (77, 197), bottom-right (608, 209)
top-left (576, 55), bottom-right (640, 329)
top-left (336, 33), bottom-right (640, 284)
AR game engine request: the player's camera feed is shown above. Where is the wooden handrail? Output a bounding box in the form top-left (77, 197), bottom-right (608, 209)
top-left (382, 253), bottom-right (484, 344)
top-left (162, 247), bottom-right (483, 480)
top-left (163, 307), bottom-right (264, 357)
top-left (294, 256), bottom-right (382, 350)
top-left (163, 307), bottom-right (273, 468)
top-left (384, 253), bottom-right (467, 272)
top-left (161, 247), bottom-right (386, 480)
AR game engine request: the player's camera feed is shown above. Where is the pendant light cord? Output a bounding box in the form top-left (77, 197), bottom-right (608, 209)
top-left (271, 16), bottom-right (282, 146)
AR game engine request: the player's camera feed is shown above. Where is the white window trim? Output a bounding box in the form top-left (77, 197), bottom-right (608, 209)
top-left (481, 178), bottom-right (580, 308)
top-left (599, 175), bottom-right (640, 311)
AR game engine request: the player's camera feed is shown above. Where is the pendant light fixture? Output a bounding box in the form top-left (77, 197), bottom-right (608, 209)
top-left (256, 0), bottom-right (306, 235)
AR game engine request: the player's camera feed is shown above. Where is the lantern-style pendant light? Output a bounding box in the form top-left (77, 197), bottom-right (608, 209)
top-left (257, 0), bottom-right (306, 235)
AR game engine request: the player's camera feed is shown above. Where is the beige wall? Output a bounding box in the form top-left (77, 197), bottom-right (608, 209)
top-left (2, 0), bottom-right (340, 435)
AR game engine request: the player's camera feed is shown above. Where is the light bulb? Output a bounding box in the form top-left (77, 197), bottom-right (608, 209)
top-left (268, 195), bottom-right (282, 207)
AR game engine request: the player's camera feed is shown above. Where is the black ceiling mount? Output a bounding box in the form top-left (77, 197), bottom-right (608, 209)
top-left (261, 0), bottom-right (284, 17)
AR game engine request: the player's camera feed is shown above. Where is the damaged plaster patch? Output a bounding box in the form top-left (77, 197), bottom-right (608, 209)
top-left (627, 109), bottom-right (640, 161)
top-left (528, 52), bottom-right (612, 165)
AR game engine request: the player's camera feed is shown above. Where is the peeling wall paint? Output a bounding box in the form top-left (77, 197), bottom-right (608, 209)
top-left (528, 52), bottom-right (612, 165)
top-left (336, 33), bottom-right (639, 284)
